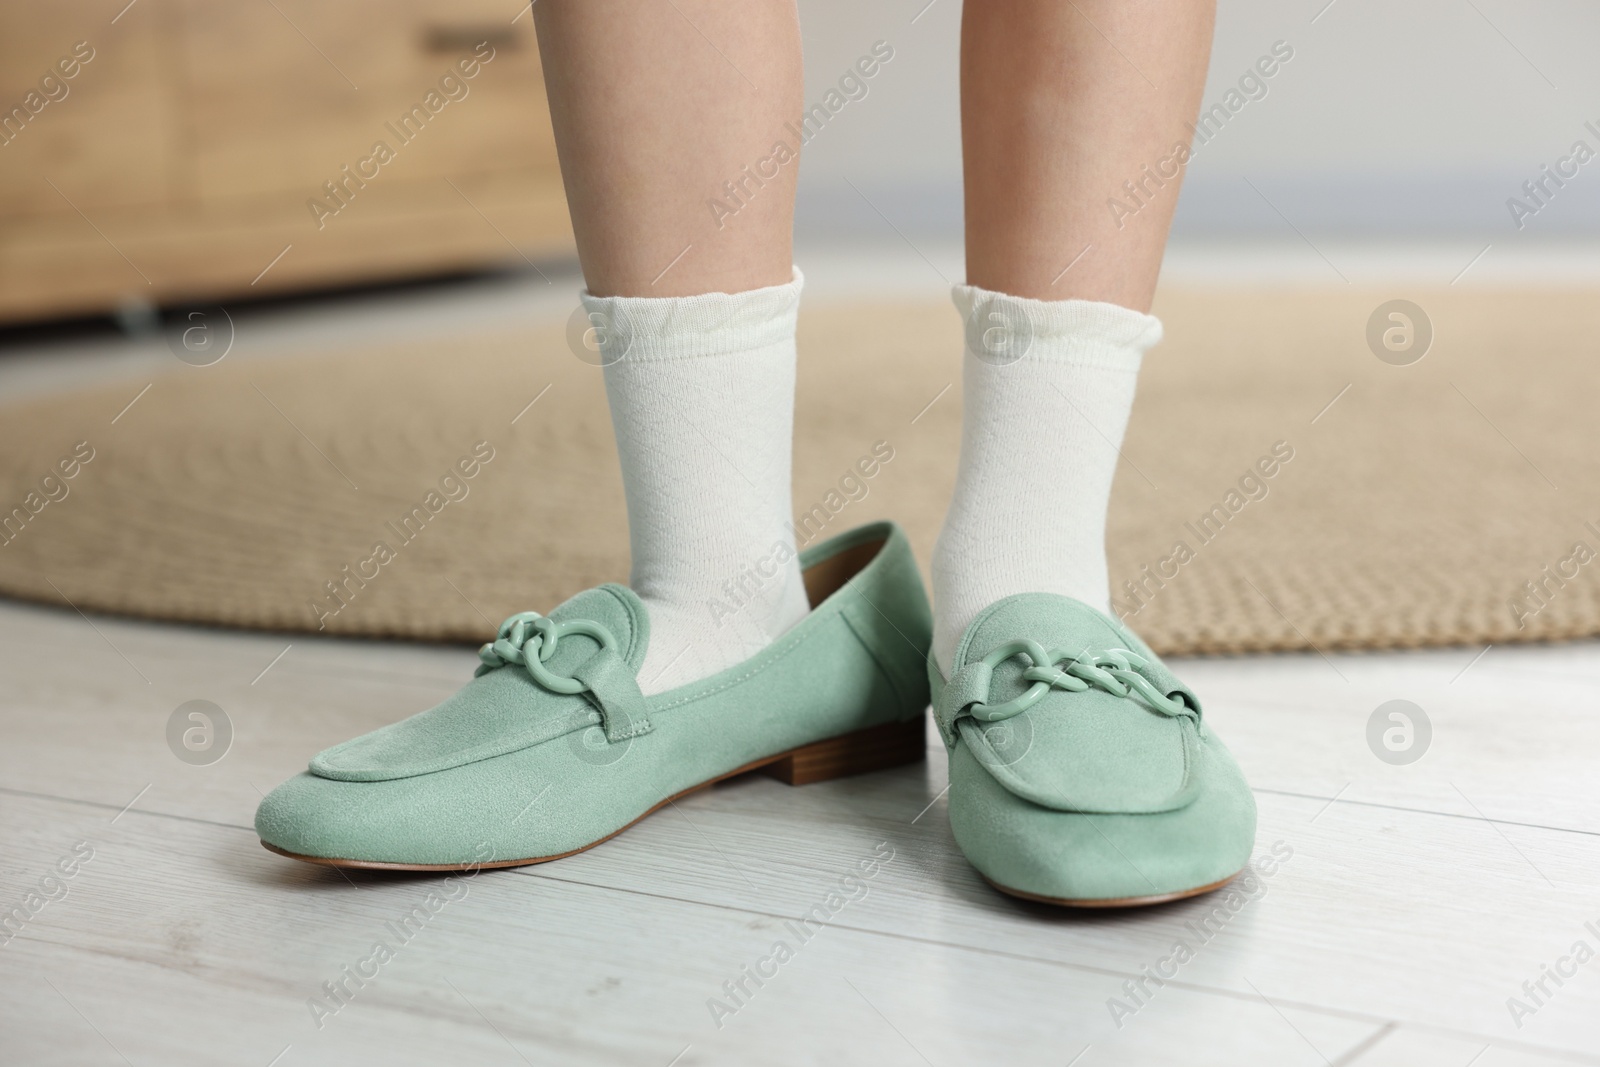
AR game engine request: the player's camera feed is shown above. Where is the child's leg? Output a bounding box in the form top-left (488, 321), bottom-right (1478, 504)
top-left (534, 2), bottom-right (807, 692)
top-left (534, 0), bottom-right (801, 297)
top-left (961, 0), bottom-right (1214, 308)
top-left (934, 0), bottom-right (1216, 669)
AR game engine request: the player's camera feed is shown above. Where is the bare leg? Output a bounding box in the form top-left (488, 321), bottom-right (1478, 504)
top-left (961, 0), bottom-right (1216, 309)
top-left (533, 0), bottom-right (802, 297)
top-left (931, 1), bottom-right (1216, 670)
top-left (530, 2), bottom-right (810, 693)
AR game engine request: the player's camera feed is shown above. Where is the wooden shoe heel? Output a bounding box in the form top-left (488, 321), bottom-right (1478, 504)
top-left (758, 716), bottom-right (927, 786)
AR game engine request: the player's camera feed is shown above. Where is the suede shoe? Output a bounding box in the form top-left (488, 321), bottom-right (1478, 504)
top-left (931, 593), bottom-right (1255, 906)
top-left (257, 521), bottom-right (931, 869)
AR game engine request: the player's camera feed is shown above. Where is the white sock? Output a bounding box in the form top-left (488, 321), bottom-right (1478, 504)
top-left (931, 284), bottom-right (1164, 673)
top-left (583, 270), bottom-right (809, 694)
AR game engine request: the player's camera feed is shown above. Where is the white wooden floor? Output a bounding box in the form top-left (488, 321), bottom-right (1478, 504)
top-left (6, 243), bottom-right (1600, 1064)
top-left (3, 595), bottom-right (1599, 1066)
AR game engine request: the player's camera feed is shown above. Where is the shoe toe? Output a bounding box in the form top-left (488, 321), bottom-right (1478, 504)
top-left (255, 773), bottom-right (393, 864)
top-left (255, 769), bottom-right (507, 867)
top-left (949, 732), bottom-right (1256, 903)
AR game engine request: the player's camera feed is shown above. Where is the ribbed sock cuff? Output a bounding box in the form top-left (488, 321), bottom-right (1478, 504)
top-left (579, 268), bottom-right (803, 363)
top-left (952, 283), bottom-right (1162, 370)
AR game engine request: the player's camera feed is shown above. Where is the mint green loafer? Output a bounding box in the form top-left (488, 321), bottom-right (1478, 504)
top-left (256, 521), bottom-right (931, 870)
top-left (931, 593), bottom-right (1255, 907)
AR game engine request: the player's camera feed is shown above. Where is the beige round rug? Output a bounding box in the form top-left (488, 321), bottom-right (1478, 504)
top-left (3, 287), bottom-right (1598, 656)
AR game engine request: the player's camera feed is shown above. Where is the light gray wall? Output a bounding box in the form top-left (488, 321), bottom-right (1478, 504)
top-left (794, 0), bottom-right (1600, 236)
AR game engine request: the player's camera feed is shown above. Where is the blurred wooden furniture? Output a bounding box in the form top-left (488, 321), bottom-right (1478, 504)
top-left (0, 0), bottom-right (571, 325)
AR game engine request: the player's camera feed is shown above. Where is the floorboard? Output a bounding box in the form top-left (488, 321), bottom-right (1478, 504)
top-left (4, 601), bottom-right (1599, 1062)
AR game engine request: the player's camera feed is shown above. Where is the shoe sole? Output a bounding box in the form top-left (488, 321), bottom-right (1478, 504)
top-left (260, 716), bottom-right (927, 872)
top-left (981, 870), bottom-right (1244, 909)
